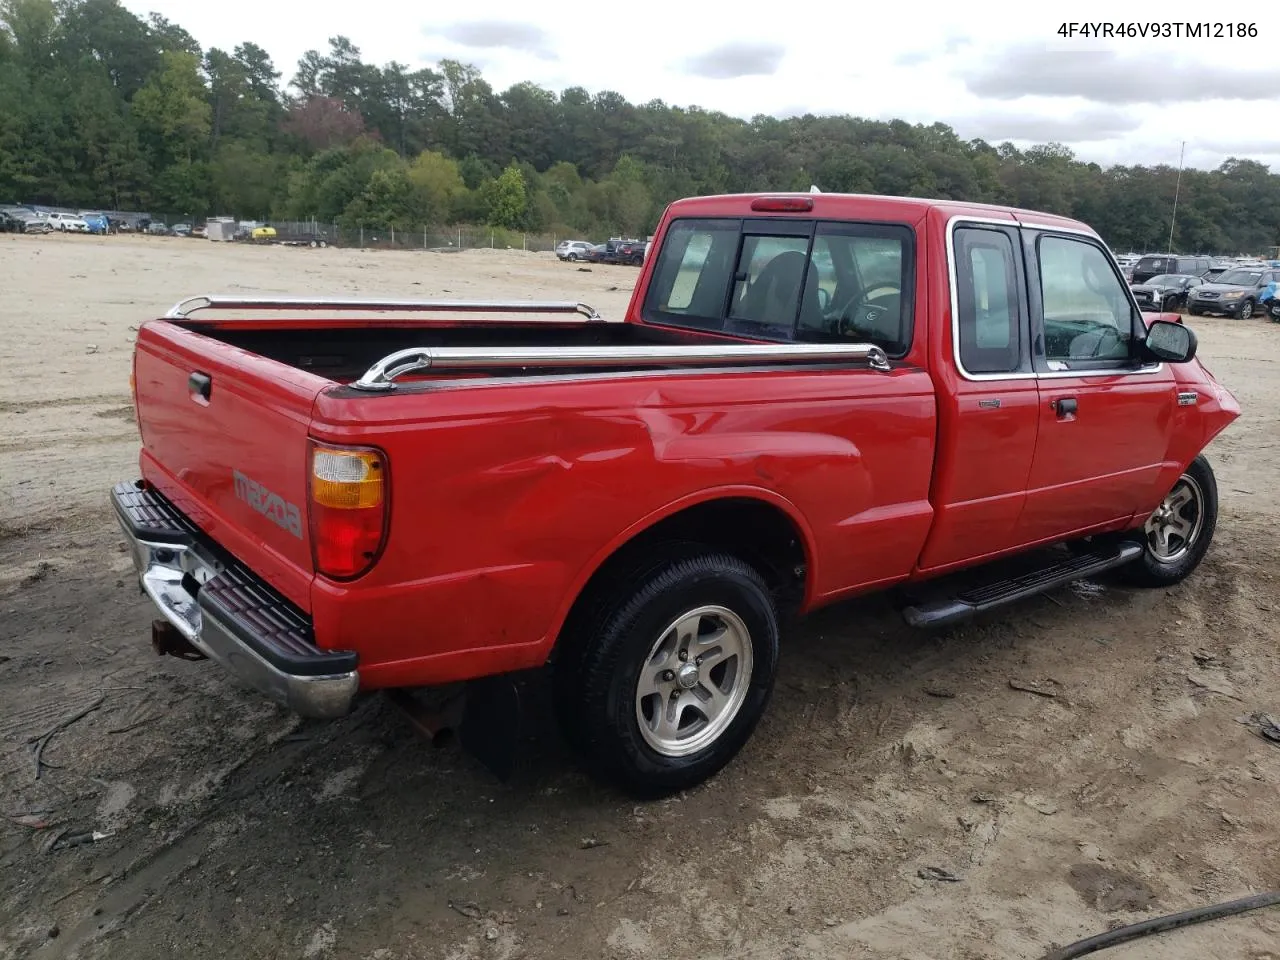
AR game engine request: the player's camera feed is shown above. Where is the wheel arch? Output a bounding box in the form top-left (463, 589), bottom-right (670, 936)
top-left (543, 487), bottom-right (816, 666)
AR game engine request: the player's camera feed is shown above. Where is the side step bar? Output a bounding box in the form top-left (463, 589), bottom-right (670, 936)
top-left (902, 540), bottom-right (1144, 628)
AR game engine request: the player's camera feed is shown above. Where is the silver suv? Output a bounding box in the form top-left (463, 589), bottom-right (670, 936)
top-left (556, 240), bottom-right (593, 261)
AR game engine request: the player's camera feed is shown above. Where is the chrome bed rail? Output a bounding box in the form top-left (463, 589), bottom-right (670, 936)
top-left (164, 295), bottom-right (605, 322)
top-left (351, 342), bottom-right (892, 391)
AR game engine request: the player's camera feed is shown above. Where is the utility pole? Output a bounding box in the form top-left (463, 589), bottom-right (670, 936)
top-left (1168, 140), bottom-right (1186, 252)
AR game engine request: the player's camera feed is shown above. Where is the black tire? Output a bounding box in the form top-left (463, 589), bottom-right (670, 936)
top-left (555, 550), bottom-right (779, 798)
top-left (1189, 307), bottom-right (1204, 316)
top-left (567, 253), bottom-right (579, 261)
top-left (1119, 454), bottom-right (1218, 588)
top-left (1237, 299), bottom-right (1255, 320)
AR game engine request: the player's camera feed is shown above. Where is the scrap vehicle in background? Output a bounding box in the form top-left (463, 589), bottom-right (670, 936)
top-left (111, 191), bottom-right (1238, 798)
top-left (46, 211), bottom-right (90, 233)
top-left (597, 237), bottom-right (647, 265)
top-left (0, 205), bottom-right (48, 233)
top-left (1129, 273), bottom-right (1205, 312)
top-left (1130, 254), bottom-right (1214, 285)
top-left (1187, 265), bottom-right (1280, 318)
top-left (79, 211), bottom-right (109, 234)
top-left (556, 239), bottom-right (594, 261)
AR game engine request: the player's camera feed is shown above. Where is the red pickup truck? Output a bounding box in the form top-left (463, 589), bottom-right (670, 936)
top-left (112, 192), bottom-right (1239, 797)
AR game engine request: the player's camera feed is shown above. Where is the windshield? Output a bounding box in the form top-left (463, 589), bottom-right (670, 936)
top-left (1146, 274), bottom-right (1185, 285)
top-left (1216, 270), bottom-right (1262, 286)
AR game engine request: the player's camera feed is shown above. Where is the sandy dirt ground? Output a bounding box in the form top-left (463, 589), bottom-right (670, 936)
top-left (1, 232), bottom-right (1279, 960)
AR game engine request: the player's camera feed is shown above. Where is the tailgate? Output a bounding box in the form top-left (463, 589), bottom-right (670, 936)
top-left (133, 321), bottom-right (333, 610)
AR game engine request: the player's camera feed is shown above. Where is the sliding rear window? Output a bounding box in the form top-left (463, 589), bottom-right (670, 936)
top-left (641, 216), bottom-right (915, 357)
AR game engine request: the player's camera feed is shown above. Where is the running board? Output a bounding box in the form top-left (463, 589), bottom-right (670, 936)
top-left (901, 540), bottom-right (1144, 628)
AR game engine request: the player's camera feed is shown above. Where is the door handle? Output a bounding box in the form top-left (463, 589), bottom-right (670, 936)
top-left (188, 371), bottom-right (212, 403)
top-left (1054, 397), bottom-right (1077, 417)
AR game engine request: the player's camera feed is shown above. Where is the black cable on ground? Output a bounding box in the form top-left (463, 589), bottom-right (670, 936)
top-left (1041, 890), bottom-right (1280, 960)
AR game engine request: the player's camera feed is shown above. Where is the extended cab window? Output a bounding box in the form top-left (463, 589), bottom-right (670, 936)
top-left (643, 219), bottom-right (741, 331)
top-left (954, 226), bottom-right (1022, 374)
top-left (1037, 234), bottom-right (1139, 368)
top-left (642, 217), bottom-right (915, 356)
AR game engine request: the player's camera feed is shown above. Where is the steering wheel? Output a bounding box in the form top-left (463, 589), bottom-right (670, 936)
top-left (829, 287), bottom-right (900, 338)
top-left (1068, 325), bottom-right (1121, 359)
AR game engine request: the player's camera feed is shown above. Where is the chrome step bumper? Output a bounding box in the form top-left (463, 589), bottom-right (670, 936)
top-left (110, 480), bottom-right (359, 719)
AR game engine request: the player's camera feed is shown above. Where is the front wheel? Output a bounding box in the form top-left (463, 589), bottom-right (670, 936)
top-left (556, 551), bottom-right (779, 797)
top-left (1237, 299), bottom-right (1255, 320)
top-left (1120, 454), bottom-right (1218, 588)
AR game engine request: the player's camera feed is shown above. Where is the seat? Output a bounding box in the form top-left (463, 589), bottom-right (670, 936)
top-left (736, 251), bottom-right (823, 331)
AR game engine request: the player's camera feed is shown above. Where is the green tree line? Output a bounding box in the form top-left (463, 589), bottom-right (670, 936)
top-left (2, 0), bottom-right (1278, 252)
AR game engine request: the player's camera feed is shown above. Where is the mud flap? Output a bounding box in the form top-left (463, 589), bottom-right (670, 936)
top-left (458, 674), bottom-right (526, 782)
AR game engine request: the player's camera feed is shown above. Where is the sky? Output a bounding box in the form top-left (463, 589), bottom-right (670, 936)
top-left (123, 0), bottom-right (1280, 172)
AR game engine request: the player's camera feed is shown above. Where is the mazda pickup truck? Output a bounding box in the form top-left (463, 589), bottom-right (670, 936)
top-left (112, 192), bottom-right (1240, 797)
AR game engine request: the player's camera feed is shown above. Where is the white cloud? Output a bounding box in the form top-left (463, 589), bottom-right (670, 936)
top-left (125, 0), bottom-right (1280, 169)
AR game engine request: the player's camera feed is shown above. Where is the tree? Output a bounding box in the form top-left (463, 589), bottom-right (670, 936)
top-left (3, 4), bottom-right (1280, 252)
top-left (131, 50), bottom-right (210, 162)
top-left (481, 162), bottom-right (526, 229)
top-left (282, 95), bottom-right (366, 151)
top-left (407, 150), bottom-right (464, 224)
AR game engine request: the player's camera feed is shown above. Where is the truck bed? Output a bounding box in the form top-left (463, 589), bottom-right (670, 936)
top-left (185, 319), bottom-right (723, 384)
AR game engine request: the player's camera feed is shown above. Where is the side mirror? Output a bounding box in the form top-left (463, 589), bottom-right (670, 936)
top-left (1143, 319), bottom-right (1197, 364)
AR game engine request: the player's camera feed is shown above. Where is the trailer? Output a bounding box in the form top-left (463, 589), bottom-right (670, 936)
top-left (206, 217), bottom-right (236, 242)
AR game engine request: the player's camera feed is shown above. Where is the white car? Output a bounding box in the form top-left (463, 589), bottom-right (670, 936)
top-left (46, 212), bottom-right (90, 233)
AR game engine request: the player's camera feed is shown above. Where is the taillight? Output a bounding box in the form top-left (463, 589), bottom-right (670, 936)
top-left (308, 442), bottom-right (388, 580)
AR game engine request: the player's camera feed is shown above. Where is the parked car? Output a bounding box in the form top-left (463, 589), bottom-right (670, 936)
top-left (596, 237), bottom-right (647, 265)
top-left (171, 223), bottom-right (193, 237)
top-left (0, 206), bottom-right (50, 233)
top-left (0, 209), bottom-right (22, 232)
top-left (46, 212), bottom-right (90, 233)
top-left (79, 212), bottom-right (109, 235)
top-left (1129, 273), bottom-right (1205, 312)
top-left (1186, 266), bottom-right (1280, 318)
top-left (111, 191), bottom-right (1238, 798)
top-left (1130, 254), bottom-right (1213, 285)
top-left (556, 240), bottom-right (594, 261)
top-left (147, 222), bottom-right (171, 236)
top-left (191, 224), bottom-right (207, 238)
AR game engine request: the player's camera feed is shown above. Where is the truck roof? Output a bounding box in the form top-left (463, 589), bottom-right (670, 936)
top-left (664, 192), bottom-right (1094, 235)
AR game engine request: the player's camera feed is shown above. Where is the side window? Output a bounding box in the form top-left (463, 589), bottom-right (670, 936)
top-left (1038, 234), bottom-right (1138, 367)
top-left (954, 226), bottom-right (1022, 374)
top-left (642, 219), bottom-right (740, 330)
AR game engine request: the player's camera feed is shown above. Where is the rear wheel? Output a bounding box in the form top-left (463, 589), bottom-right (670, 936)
top-left (555, 550), bottom-right (779, 797)
top-left (1120, 455), bottom-right (1218, 588)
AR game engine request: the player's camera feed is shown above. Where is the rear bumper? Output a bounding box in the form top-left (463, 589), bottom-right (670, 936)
top-left (110, 480), bottom-right (359, 719)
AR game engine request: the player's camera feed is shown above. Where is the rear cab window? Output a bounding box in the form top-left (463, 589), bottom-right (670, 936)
top-left (641, 217), bottom-right (916, 357)
top-left (1135, 256), bottom-right (1172, 276)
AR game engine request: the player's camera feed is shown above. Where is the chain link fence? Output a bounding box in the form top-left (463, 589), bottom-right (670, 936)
top-left (271, 221), bottom-right (564, 252)
top-left (132, 214), bottom-right (566, 252)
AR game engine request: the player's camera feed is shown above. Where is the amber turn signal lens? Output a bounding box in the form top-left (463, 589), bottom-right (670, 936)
top-left (311, 447), bottom-right (384, 509)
